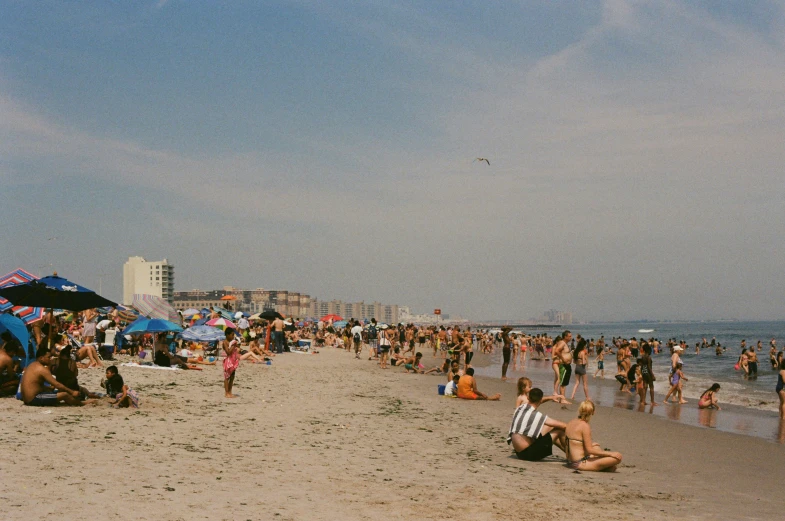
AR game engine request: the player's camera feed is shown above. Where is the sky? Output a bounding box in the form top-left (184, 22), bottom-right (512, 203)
top-left (1, 0), bottom-right (785, 322)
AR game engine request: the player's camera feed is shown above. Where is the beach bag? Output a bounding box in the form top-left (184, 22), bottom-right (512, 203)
top-left (734, 363), bottom-right (740, 371)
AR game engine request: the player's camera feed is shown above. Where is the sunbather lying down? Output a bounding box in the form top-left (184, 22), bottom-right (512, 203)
top-left (153, 348), bottom-right (215, 368)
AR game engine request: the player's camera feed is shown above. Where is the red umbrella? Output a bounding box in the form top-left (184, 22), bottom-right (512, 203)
top-left (320, 314), bottom-right (343, 322)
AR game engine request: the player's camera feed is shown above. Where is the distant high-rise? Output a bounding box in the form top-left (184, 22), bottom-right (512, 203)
top-left (123, 256), bottom-right (174, 305)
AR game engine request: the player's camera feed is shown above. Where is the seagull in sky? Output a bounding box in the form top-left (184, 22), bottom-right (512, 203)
top-left (473, 157), bottom-right (490, 165)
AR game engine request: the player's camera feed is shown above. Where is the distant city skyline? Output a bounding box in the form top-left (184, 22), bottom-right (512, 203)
top-left (2, 2), bottom-right (784, 321)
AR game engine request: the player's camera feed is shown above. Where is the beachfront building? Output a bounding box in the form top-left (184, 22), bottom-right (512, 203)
top-left (122, 256), bottom-right (175, 305)
top-left (309, 299), bottom-right (399, 324)
top-left (537, 309), bottom-right (574, 324)
top-left (173, 287), bottom-right (312, 317)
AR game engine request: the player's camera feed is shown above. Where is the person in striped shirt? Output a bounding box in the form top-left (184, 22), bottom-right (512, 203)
top-left (507, 388), bottom-right (567, 461)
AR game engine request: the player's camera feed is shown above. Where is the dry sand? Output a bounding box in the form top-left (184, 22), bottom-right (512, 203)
top-left (1, 347), bottom-right (783, 521)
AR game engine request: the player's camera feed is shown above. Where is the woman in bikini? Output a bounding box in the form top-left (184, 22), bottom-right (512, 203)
top-left (570, 339), bottom-right (590, 401)
top-left (698, 383), bottom-right (721, 410)
top-left (564, 401), bottom-right (623, 472)
top-left (777, 359), bottom-right (785, 419)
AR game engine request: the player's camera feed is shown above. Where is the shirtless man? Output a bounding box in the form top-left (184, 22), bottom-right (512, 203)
top-left (747, 348), bottom-right (759, 378)
top-left (437, 327), bottom-right (447, 359)
top-left (20, 346), bottom-right (83, 406)
top-left (0, 334), bottom-right (21, 396)
top-left (552, 331), bottom-right (573, 399)
top-left (272, 316), bottom-right (285, 354)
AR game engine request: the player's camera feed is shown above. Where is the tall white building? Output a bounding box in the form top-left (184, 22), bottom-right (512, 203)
top-left (122, 256), bottom-right (175, 305)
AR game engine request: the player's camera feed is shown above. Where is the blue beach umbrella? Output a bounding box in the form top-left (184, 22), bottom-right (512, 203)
top-left (0, 273), bottom-right (116, 311)
top-left (178, 325), bottom-right (225, 342)
top-left (122, 317), bottom-right (183, 336)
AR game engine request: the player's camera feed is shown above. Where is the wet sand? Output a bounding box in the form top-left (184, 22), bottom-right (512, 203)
top-left (1, 347), bottom-right (783, 520)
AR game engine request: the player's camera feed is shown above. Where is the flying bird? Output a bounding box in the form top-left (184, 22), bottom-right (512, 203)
top-left (473, 157), bottom-right (490, 165)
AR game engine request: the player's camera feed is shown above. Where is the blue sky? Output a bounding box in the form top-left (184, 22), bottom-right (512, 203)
top-left (2, 1), bottom-right (785, 321)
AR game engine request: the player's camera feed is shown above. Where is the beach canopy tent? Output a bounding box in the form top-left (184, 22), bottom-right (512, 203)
top-left (132, 294), bottom-right (179, 322)
top-left (0, 313), bottom-right (32, 367)
top-left (0, 273), bottom-right (116, 312)
top-left (0, 269), bottom-right (45, 324)
top-left (178, 325), bottom-right (224, 342)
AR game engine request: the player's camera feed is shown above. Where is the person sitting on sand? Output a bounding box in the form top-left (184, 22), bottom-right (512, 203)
top-left (389, 347), bottom-right (405, 367)
top-left (516, 377), bottom-right (564, 407)
top-left (153, 333), bottom-right (215, 367)
top-left (401, 352), bottom-right (423, 373)
top-left (698, 383), bottom-right (721, 410)
top-left (444, 373), bottom-right (460, 397)
top-left (103, 365), bottom-right (139, 408)
top-left (564, 400), bottom-right (623, 471)
top-left (19, 346), bottom-right (84, 406)
top-left (0, 333), bottom-right (21, 396)
top-left (55, 346), bottom-right (101, 400)
top-left (67, 334), bottom-right (103, 368)
top-left (457, 368), bottom-right (501, 401)
top-left (507, 388), bottom-right (566, 461)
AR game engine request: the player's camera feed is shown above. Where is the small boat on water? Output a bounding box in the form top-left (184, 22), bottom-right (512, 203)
top-left (638, 329), bottom-right (654, 333)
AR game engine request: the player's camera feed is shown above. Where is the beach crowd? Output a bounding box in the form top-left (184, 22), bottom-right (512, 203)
top-left (3, 307), bottom-right (785, 472)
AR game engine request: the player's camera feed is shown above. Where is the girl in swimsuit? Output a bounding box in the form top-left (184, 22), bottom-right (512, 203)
top-left (564, 401), bottom-right (622, 472)
top-left (698, 383), bottom-right (721, 410)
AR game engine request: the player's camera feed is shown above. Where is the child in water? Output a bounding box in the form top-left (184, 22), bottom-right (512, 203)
top-left (664, 362), bottom-right (688, 404)
top-left (698, 383), bottom-right (721, 410)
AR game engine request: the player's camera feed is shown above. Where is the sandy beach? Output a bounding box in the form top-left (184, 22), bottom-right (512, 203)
top-left (1, 347), bottom-right (783, 521)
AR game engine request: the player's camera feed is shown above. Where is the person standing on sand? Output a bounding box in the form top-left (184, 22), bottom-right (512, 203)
top-left (222, 329), bottom-right (240, 398)
top-left (351, 320), bottom-right (363, 359)
top-left (776, 359), bottom-right (785, 419)
top-left (272, 316), bottom-right (285, 354)
top-left (501, 326), bottom-right (512, 381)
top-left (639, 344), bottom-right (658, 406)
top-left (553, 331), bottom-right (573, 400)
top-left (570, 339), bottom-right (590, 402)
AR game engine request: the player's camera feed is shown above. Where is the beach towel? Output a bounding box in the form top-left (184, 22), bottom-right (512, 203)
top-left (120, 362), bottom-right (179, 371)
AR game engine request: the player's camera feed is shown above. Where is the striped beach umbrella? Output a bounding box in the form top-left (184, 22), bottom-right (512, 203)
top-left (205, 317), bottom-right (237, 330)
top-left (0, 268), bottom-right (44, 324)
top-left (132, 294), bottom-right (180, 322)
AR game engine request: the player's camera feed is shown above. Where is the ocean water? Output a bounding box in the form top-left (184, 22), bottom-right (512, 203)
top-left (472, 321), bottom-right (785, 443)
top-left (553, 321), bottom-right (784, 410)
